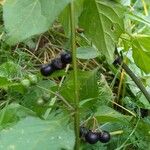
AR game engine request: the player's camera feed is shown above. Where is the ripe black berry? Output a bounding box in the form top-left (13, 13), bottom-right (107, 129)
top-left (113, 57), bottom-right (122, 66)
top-left (80, 126), bottom-right (88, 137)
top-left (99, 131), bottom-right (111, 143)
top-left (85, 131), bottom-right (99, 144)
top-left (60, 51), bottom-right (72, 64)
top-left (40, 64), bottom-right (54, 76)
top-left (140, 108), bottom-right (149, 118)
top-left (51, 58), bottom-right (65, 70)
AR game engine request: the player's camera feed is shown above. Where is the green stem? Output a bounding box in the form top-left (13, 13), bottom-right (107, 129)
top-left (117, 58), bottom-right (150, 103)
top-left (70, 2), bottom-right (80, 150)
top-left (122, 63), bottom-right (150, 103)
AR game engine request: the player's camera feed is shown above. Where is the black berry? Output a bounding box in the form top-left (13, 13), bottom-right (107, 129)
top-left (60, 51), bottom-right (72, 64)
top-left (40, 64), bottom-right (54, 76)
top-left (113, 57), bottom-right (122, 66)
top-left (140, 108), bottom-right (149, 118)
top-left (99, 131), bottom-right (111, 143)
top-left (80, 126), bottom-right (88, 137)
top-left (51, 58), bottom-right (65, 70)
top-left (85, 131), bottom-right (99, 144)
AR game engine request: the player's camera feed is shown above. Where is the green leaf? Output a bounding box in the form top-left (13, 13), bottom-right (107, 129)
top-left (0, 77), bottom-right (11, 89)
top-left (8, 83), bottom-right (26, 94)
top-left (0, 61), bottom-right (22, 79)
top-left (0, 103), bottom-right (35, 128)
top-left (22, 80), bottom-right (57, 116)
top-left (98, 74), bottom-right (113, 105)
top-left (127, 13), bottom-right (150, 26)
top-left (60, 70), bottom-right (99, 103)
top-left (59, 0), bottom-right (85, 36)
top-left (3, 0), bottom-right (71, 45)
top-left (95, 105), bottom-right (130, 124)
top-left (79, 0), bottom-right (125, 63)
top-left (120, 0), bottom-right (130, 6)
top-left (0, 117), bottom-right (75, 150)
top-left (77, 47), bottom-right (99, 59)
top-left (138, 94), bottom-right (150, 109)
top-left (132, 36), bottom-right (150, 73)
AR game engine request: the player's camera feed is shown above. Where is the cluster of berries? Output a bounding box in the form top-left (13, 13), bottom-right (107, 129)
top-left (80, 127), bottom-right (111, 144)
top-left (40, 51), bottom-right (72, 76)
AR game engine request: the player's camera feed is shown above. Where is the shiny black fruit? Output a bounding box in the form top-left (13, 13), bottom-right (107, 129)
top-left (60, 51), bottom-right (72, 64)
top-left (85, 131), bottom-right (99, 144)
top-left (51, 58), bottom-right (65, 70)
top-left (140, 108), bottom-right (149, 118)
top-left (113, 57), bottom-right (122, 66)
top-left (99, 131), bottom-right (111, 143)
top-left (40, 64), bottom-right (54, 76)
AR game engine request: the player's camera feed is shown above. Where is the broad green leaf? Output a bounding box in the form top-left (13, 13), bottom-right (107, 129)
top-left (3, 0), bottom-right (71, 45)
top-left (0, 117), bottom-right (74, 150)
top-left (95, 105), bottom-right (130, 124)
top-left (8, 83), bottom-right (26, 94)
top-left (79, 74), bottom-right (113, 117)
top-left (0, 103), bottom-right (35, 128)
top-left (77, 47), bottom-right (99, 59)
top-left (98, 74), bottom-right (113, 105)
top-left (79, 98), bottom-right (96, 107)
top-left (132, 36), bottom-right (150, 73)
top-left (81, 142), bottom-right (107, 150)
top-left (120, 0), bottom-right (130, 6)
top-left (79, 73), bottom-right (113, 116)
top-left (79, 70), bottom-right (99, 100)
top-left (113, 0), bottom-right (130, 6)
top-left (59, 0), bottom-right (85, 36)
top-left (79, 0), bottom-right (125, 63)
top-left (59, 5), bottom-right (70, 36)
top-left (60, 70), bottom-right (99, 103)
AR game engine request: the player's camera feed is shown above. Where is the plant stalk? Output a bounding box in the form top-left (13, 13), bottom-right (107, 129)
top-left (116, 58), bottom-right (150, 103)
top-left (70, 1), bottom-right (80, 150)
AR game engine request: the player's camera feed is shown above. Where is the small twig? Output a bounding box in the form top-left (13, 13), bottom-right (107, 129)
top-left (141, 0), bottom-right (148, 16)
top-left (110, 130), bottom-right (124, 136)
top-left (110, 100), bottom-right (136, 117)
top-left (117, 68), bottom-right (125, 104)
top-left (21, 48), bottom-right (43, 63)
top-left (43, 64), bottom-right (71, 119)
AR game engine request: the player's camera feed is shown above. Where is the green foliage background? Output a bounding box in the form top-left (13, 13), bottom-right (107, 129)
top-left (0, 0), bottom-right (149, 149)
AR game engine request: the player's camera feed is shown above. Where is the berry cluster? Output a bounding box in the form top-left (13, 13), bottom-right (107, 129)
top-left (80, 127), bottom-right (111, 144)
top-left (40, 51), bottom-right (72, 76)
